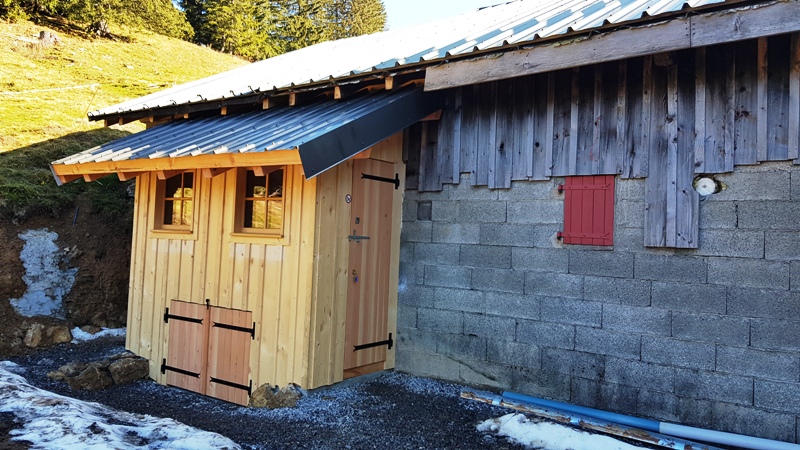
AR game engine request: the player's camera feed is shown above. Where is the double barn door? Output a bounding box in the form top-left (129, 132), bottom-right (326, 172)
top-left (164, 300), bottom-right (254, 405)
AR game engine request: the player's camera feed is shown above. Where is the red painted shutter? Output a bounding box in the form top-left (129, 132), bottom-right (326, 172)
top-left (559, 175), bottom-right (615, 246)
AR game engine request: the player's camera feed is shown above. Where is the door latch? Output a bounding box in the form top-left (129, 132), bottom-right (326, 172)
top-left (348, 230), bottom-right (370, 243)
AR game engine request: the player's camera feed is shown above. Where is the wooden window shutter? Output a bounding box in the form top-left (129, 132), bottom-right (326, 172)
top-left (558, 175), bottom-right (615, 246)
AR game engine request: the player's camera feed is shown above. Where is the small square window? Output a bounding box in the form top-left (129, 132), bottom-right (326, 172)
top-left (155, 171), bottom-right (195, 231)
top-left (236, 167), bottom-right (285, 235)
top-left (558, 175), bottom-right (615, 246)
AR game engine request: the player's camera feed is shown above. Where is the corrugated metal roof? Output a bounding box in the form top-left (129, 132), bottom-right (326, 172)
top-left (57, 88), bottom-right (435, 177)
top-left (89, 0), bottom-right (731, 119)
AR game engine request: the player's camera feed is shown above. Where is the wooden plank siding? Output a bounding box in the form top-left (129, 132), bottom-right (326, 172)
top-left (407, 34), bottom-right (800, 248)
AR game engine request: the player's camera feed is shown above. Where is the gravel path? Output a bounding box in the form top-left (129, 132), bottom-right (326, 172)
top-left (6, 337), bottom-right (525, 449)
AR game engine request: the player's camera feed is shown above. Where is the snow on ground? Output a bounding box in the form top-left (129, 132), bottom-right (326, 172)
top-left (71, 327), bottom-right (126, 343)
top-left (0, 361), bottom-right (240, 449)
top-left (478, 413), bottom-right (643, 450)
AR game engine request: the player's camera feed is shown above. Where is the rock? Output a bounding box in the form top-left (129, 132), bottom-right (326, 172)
top-left (58, 361), bottom-right (88, 377)
top-left (249, 383), bottom-right (303, 408)
top-left (38, 31), bottom-right (60, 46)
top-left (108, 357), bottom-right (149, 385)
top-left (108, 350), bottom-right (136, 360)
top-left (23, 323), bottom-right (44, 348)
top-left (45, 325), bottom-right (72, 344)
top-left (67, 364), bottom-right (113, 391)
top-left (47, 370), bottom-right (66, 381)
top-left (80, 325), bottom-right (102, 335)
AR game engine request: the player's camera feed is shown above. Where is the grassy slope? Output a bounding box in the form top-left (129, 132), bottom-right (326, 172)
top-left (0, 18), bottom-right (247, 217)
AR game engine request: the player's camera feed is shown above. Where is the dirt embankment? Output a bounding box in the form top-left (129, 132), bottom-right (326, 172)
top-left (0, 202), bottom-right (131, 356)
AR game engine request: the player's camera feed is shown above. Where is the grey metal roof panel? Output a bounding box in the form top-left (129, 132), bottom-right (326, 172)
top-left (57, 88), bottom-right (426, 166)
top-left (89, 0), bottom-right (734, 119)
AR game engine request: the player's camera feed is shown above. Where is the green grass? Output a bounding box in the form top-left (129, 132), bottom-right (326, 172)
top-left (0, 17), bottom-right (248, 219)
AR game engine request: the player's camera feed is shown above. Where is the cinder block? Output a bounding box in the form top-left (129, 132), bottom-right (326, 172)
top-left (540, 297), bottom-right (602, 327)
top-left (612, 227), bottom-right (646, 253)
top-left (417, 201), bottom-right (432, 221)
top-left (516, 320), bottom-right (575, 350)
top-left (413, 243), bottom-right (460, 265)
top-left (569, 250), bottom-right (634, 279)
top-left (434, 287), bottom-right (484, 313)
top-left (651, 282), bottom-right (726, 314)
top-left (511, 247), bottom-right (569, 272)
top-left (432, 223), bottom-right (480, 244)
top-left (570, 378), bottom-right (638, 413)
top-left (460, 244), bottom-right (512, 269)
top-left (459, 360), bottom-right (514, 389)
top-left (616, 200), bottom-right (644, 228)
top-left (396, 349), bottom-right (460, 380)
top-left (766, 231), bottom-right (800, 261)
top-left (697, 230), bottom-right (765, 258)
top-left (398, 284), bottom-right (434, 308)
top-left (431, 201), bottom-right (458, 222)
top-left (397, 306), bottom-right (417, 329)
top-left (793, 167), bottom-right (800, 201)
top-left (507, 200), bottom-right (563, 224)
top-left (712, 401), bottom-right (796, 442)
top-left (498, 180), bottom-right (558, 200)
top-left (436, 333), bottom-right (487, 361)
top-left (728, 287), bottom-right (800, 321)
top-left (401, 221), bottom-right (432, 243)
top-left (717, 346), bottom-right (799, 382)
top-left (533, 226), bottom-right (561, 248)
top-left (479, 223), bottom-right (535, 247)
top-left (399, 262), bottom-right (425, 287)
top-left (487, 339), bottom-right (541, 369)
top-left (602, 304), bottom-right (671, 336)
top-left (458, 200), bottom-right (507, 223)
top-left (641, 336), bottom-right (716, 370)
top-left (402, 200), bottom-right (417, 222)
top-left (396, 328), bottom-right (437, 353)
top-left (634, 254), bottom-right (707, 283)
top-left (424, 265), bottom-right (472, 289)
top-left (616, 178), bottom-right (646, 200)
top-left (525, 272), bottom-right (583, 298)
top-left (464, 313), bottom-right (516, 340)
top-left (671, 312), bottom-right (749, 346)
top-left (674, 369), bottom-right (753, 405)
top-left (404, 189), bottom-right (448, 202)
top-left (707, 258), bottom-right (790, 290)
top-left (738, 201), bottom-right (800, 230)
top-left (472, 268), bottom-right (525, 294)
top-left (443, 182), bottom-right (498, 201)
top-left (699, 201), bottom-right (738, 229)
top-left (484, 292), bottom-right (540, 321)
top-left (583, 276), bottom-right (651, 306)
top-left (752, 318), bottom-right (800, 352)
top-left (637, 390), bottom-right (713, 426)
top-left (575, 327), bottom-right (641, 359)
top-left (793, 261), bottom-right (800, 292)
top-left (605, 357), bottom-right (675, 391)
top-left (510, 367), bottom-right (571, 401)
top-left (417, 308), bottom-right (463, 334)
top-left (714, 170), bottom-right (791, 201)
top-left (400, 242), bottom-right (414, 263)
top-left (542, 348), bottom-right (604, 379)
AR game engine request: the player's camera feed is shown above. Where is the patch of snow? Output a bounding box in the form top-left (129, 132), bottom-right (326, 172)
top-left (0, 361), bottom-right (240, 449)
top-left (478, 413), bottom-right (642, 450)
top-left (9, 229), bottom-right (77, 319)
top-left (71, 327), bottom-right (126, 343)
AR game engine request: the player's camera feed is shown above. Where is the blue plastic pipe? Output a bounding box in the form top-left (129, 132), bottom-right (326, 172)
top-left (502, 391), bottom-right (800, 450)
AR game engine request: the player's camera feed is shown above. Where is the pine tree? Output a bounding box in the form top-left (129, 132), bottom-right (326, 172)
top-left (327, 0), bottom-right (385, 40)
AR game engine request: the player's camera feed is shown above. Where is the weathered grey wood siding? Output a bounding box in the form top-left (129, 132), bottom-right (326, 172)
top-left (407, 33), bottom-right (800, 248)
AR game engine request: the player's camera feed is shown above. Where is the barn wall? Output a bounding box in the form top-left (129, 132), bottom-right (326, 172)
top-left (127, 165), bottom-right (317, 389)
top-left (397, 34), bottom-right (800, 443)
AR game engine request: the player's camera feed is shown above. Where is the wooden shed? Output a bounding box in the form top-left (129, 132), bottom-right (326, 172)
top-left (51, 87), bottom-right (441, 405)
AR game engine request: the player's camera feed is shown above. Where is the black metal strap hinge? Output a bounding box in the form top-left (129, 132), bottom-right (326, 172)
top-left (210, 377), bottom-right (252, 395)
top-left (362, 172), bottom-right (400, 189)
top-left (164, 308), bottom-right (203, 325)
top-left (213, 321), bottom-right (256, 340)
top-left (353, 333), bottom-right (393, 352)
top-left (160, 359), bottom-right (200, 378)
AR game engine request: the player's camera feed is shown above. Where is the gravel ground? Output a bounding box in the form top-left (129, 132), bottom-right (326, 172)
top-left (6, 337), bottom-right (527, 450)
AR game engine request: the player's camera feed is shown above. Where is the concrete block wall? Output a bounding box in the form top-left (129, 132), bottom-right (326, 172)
top-left (396, 162), bottom-right (800, 443)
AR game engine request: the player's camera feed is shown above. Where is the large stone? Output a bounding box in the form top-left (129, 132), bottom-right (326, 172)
top-left (249, 383), bottom-right (304, 408)
top-left (45, 325), bottom-right (72, 345)
top-left (58, 361), bottom-right (88, 377)
top-left (108, 357), bottom-right (149, 385)
top-left (67, 364), bottom-right (113, 391)
top-left (23, 323), bottom-right (45, 348)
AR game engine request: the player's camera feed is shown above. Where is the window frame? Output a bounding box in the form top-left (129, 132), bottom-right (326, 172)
top-left (230, 166), bottom-right (290, 243)
top-left (150, 170), bottom-right (199, 239)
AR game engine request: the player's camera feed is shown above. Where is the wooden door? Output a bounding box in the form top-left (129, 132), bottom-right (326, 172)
top-left (164, 300), bottom-right (207, 394)
top-left (207, 307), bottom-right (254, 406)
top-left (344, 159), bottom-right (395, 375)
